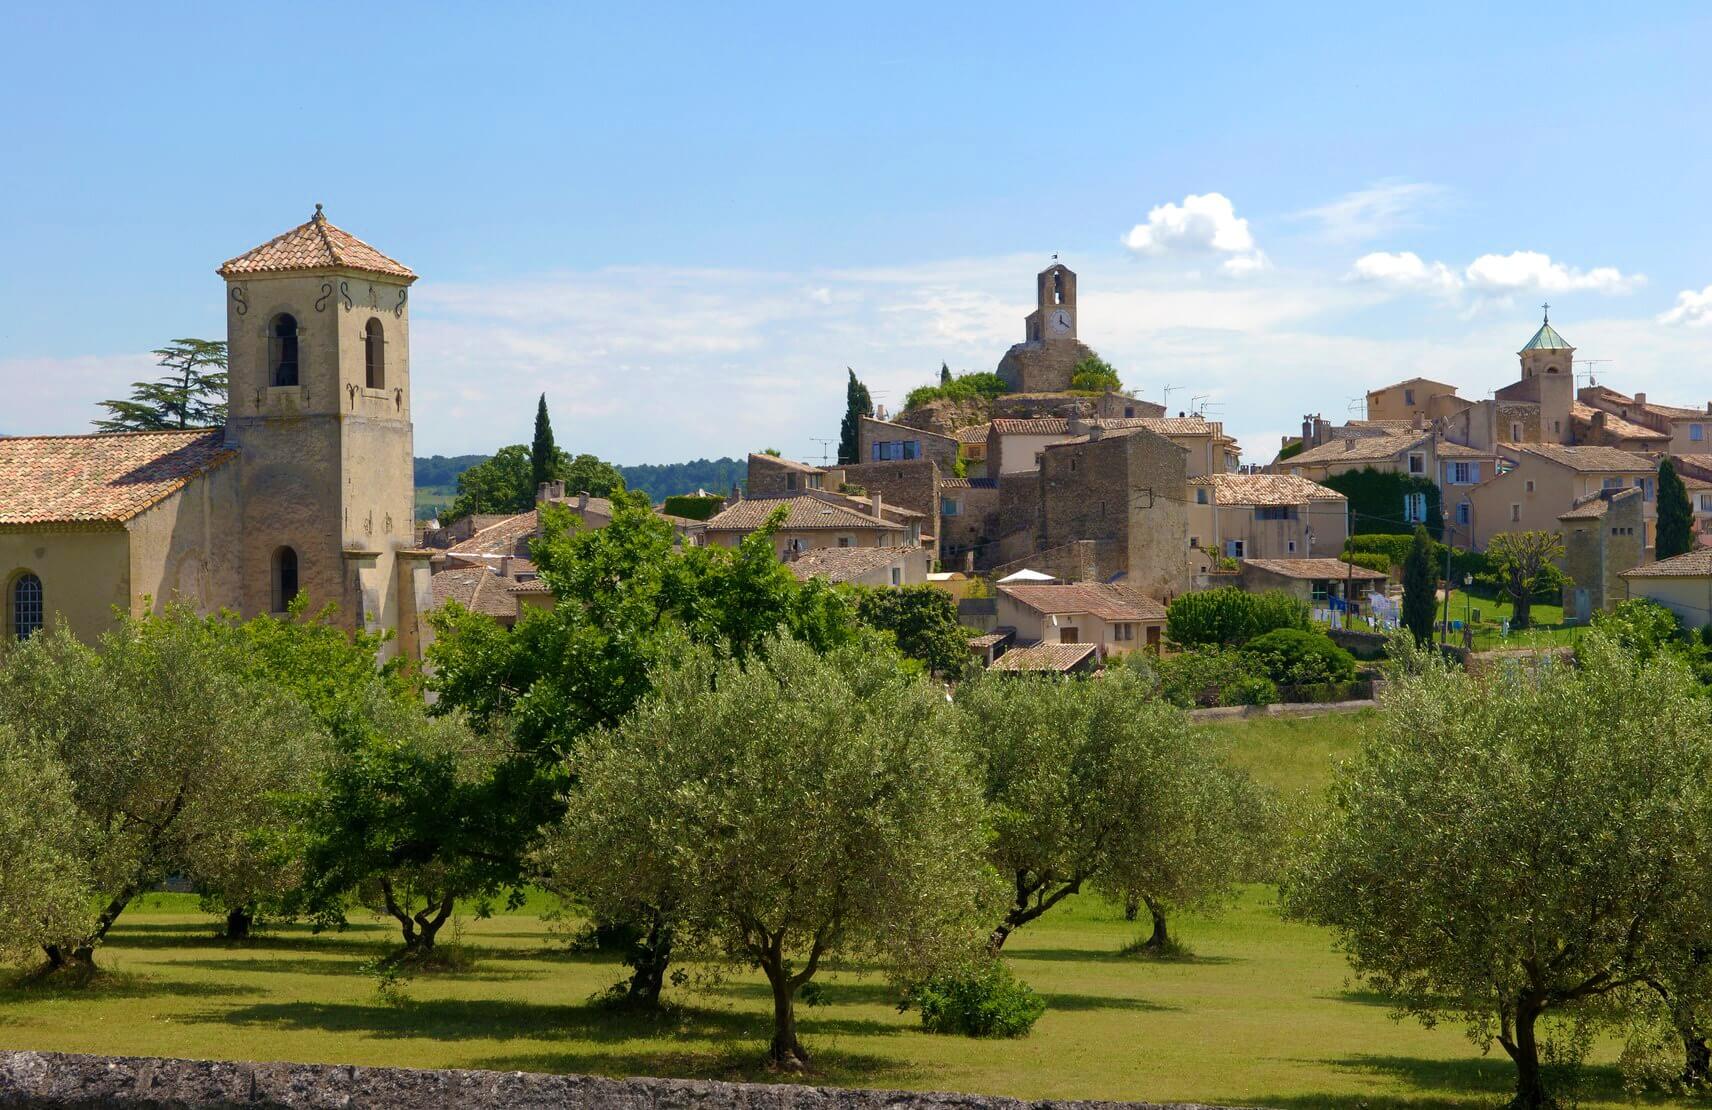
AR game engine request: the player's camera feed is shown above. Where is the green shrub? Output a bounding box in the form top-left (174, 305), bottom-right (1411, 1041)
top-left (1241, 629), bottom-right (1357, 686)
top-left (1339, 552), bottom-right (1392, 575)
top-left (904, 371), bottom-right (1009, 411)
top-left (1069, 354), bottom-right (1122, 394)
top-left (659, 494), bottom-right (724, 521)
top-left (1166, 588), bottom-right (1309, 648)
top-left (1226, 674), bottom-right (1278, 706)
top-left (913, 960), bottom-right (1046, 1038)
top-left (1321, 467), bottom-right (1443, 541)
top-left (1592, 599), bottom-right (1687, 660)
top-left (1155, 648), bottom-right (1270, 708)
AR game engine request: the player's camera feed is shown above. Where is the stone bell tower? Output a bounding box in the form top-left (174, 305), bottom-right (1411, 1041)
top-left (1023, 262), bottom-right (1078, 343)
top-left (218, 205), bottom-right (427, 657)
top-left (998, 261), bottom-right (1098, 392)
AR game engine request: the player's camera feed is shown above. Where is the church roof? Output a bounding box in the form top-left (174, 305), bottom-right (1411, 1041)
top-left (1520, 319), bottom-right (1572, 352)
top-left (217, 206), bottom-right (415, 281)
top-left (0, 429), bottom-right (234, 526)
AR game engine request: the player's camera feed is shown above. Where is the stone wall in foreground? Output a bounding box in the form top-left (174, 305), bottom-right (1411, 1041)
top-left (0, 1051), bottom-right (1247, 1110)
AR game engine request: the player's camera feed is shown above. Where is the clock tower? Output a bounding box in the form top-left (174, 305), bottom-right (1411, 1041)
top-left (1024, 262), bottom-right (1077, 342)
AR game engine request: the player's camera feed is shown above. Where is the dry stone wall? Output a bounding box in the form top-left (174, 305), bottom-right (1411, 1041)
top-left (0, 1051), bottom-right (1246, 1110)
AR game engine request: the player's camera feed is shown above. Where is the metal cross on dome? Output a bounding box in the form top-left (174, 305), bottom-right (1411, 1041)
top-left (1542, 301), bottom-right (1551, 323)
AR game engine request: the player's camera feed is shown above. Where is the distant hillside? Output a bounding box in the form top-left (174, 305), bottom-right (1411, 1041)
top-left (413, 455), bottom-right (746, 506)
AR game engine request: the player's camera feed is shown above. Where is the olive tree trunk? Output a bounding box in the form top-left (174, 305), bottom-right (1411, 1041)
top-left (380, 880), bottom-right (455, 953)
top-left (1497, 993), bottom-right (1551, 1110)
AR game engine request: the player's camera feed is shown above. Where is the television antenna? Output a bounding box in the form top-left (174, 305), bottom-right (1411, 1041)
top-left (1575, 357), bottom-right (1612, 387)
top-left (1162, 384), bottom-right (1182, 412)
top-left (1189, 394), bottom-right (1210, 416)
top-left (809, 438), bottom-right (836, 466)
top-left (1346, 396), bottom-right (1366, 418)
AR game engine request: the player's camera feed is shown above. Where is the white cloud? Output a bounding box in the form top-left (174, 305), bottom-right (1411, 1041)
top-left (1350, 248), bottom-right (1643, 300)
top-left (0, 352), bottom-right (158, 435)
top-left (1659, 285), bottom-right (1712, 327)
top-left (1121, 192), bottom-right (1267, 275)
top-left (1464, 250), bottom-right (1642, 294)
top-left (1351, 251), bottom-right (1461, 293)
top-left (1296, 180), bottom-right (1449, 243)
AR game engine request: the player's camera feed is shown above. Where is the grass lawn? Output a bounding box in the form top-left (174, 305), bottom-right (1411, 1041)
top-left (1439, 590), bottom-right (1581, 652)
top-left (0, 714), bottom-right (1685, 1109)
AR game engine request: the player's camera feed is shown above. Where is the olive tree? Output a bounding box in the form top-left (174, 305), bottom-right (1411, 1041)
top-left (957, 668), bottom-right (1261, 952)
top-left (0, 727), bottom-right (95, 963)
top-left (1284, 633), bottom-right (1712, 1109)
top-left (536, 636), bottom-right (998, 1069)
top-left (0, 615), bottom-right (325, 969)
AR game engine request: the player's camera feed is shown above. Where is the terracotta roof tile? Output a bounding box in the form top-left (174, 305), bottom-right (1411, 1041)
top-left (704, 495), bottom-right (904, 533)
top-left (1510, 443), bottom-right (1655, 473)
top-left (989, 416), bottom-right (1215, 437)
top-left (749, 453), bottom-right (823, 473)
top-left (1189, 473), bottom-right (1345, 506)
top-left (939, 477), bottom-right (998, 490)
top-left (218, 207), bottom-right (415, 280)
top-left (430, 566), bottom-right (521, 618)
top-left (1621, 548), bottom-right (1712, 578)
top-left (998, 583), bottom-right (1167, 622)
top-left (0, 430), bottom-right (235, 526)
top-left (785, 545), bottom-right (918, 584)
top-left (1244, 557), bottom-right (1389, 581)
top-left (952, 424), bottom-right (992, 444)
top-left (1571, 402), bottom-right (1671, 441)
top-left (448, 510), bottom-right (538, 558)
top-left (1289, 431), bottom-right (1429, 467)
top-left (988, 642), bottom-right (1099, 672)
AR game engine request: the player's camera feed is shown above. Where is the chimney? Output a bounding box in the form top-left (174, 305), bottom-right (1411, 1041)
top-left (576, 491), bottom-right (589, 510)
top-left (1412, 412), bottom-right (1426, 431)
top-left (498, 555), bottom-right (514, 578)
top-left (872, 490), bottom-right (884, 521)
top-left (1343, 437), bottom-right (1356, 452)
top-left (1067, 412), bottom-right (1087, 437)
top-left (535, 481), bottom-right (552, 504)
top-left (1634, 391), bottom-right (1647, 407)
top-left (1592, 411), bottom-right (1607, 433)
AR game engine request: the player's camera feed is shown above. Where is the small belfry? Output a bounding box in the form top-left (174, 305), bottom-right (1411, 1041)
top-left (997, 260), bottom-right (1100, 392)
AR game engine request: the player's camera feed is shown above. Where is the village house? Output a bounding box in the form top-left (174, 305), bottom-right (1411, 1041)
top-left (1, 208), bottom-right (436, 658)
top-left (1581, 385), bottom-right (1712, 455)
top-left (985, 640), bottom-right (1100, 674)
top-left (1237, 557), bottom-right (1390, 609)
top-left (1463, 444), bottom-right (1658, 552)
top-left (701, 491), bottom-right (917, 559)
top-left (1363, 377), bottom-right (1460, 423)
top-left (784, 544), bottom-right (930, 587)
top-left (1187, 473), bottom-right (1349, 563)
top-left (994, 581), bottom-right (1167, 655)
top-left (1619, 548), bottom-right (1712, 630)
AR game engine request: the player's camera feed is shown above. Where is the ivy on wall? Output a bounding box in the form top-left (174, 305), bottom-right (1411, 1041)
top-left (1321, 466), bottom-right (1443, 541)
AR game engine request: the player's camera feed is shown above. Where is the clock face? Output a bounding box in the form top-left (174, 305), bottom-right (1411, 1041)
top-left (1049, 309), bottom-right (1073, 335)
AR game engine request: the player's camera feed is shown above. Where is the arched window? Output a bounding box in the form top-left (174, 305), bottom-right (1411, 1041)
top-left (11, 573), bottom-right (43, 641)
top-left (271, 547), bottom-right (299, 614)
top-left (364, 317), bottom-right (384, 389)
top-left (270, 314), bottom-right (300, 387)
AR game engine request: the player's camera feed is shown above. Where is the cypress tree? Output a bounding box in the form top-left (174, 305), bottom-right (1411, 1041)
top-left (940, 362), bottom-right (953, 387)
top-left (1401, 525), bottom-right (1437, 646)
top-left (531, 393), bottom-right (557, 494)
top-left (837, 368), bottom-right (873, 465)
top-left (1657, 457), bottom-right (1694, 561)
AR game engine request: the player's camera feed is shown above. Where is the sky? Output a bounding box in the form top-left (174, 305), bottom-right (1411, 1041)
top-left (3, 3), bottom-right (1711, 466)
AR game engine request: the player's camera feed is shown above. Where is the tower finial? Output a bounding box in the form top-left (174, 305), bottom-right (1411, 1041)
top-left (314, 202), bottom-right (324, 219)
top-left (1542, 301), bottom-right (1550, 324)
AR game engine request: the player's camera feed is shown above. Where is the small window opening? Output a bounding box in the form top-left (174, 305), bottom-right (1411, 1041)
top-left (270, 314), bottom-right (299, 387)
top-left (364, 317), bottom-right (385, 389)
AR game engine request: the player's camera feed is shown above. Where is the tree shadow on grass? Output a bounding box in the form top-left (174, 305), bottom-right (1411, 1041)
top-left (1033, 990), bottom-right (1178, 1013)
top-left (1238, 1051), bottom-right (1658, 1110)
top-left (169, 957), bottom-right (548, 984)
top-left (468, 1045), bottom-right (915, 1089)
top-left (1007, 945), bottom-right (1242, 967)
top-left (0, 967), bottom-right (263, 1003)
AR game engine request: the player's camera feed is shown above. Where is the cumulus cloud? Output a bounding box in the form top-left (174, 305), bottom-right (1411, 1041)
top-left (1463, 250), bottom-right (1642, 294)
top-left (1350, 248), bottom-right (1642, 298)
top-left (1296, 180), bottom-right (1449, 243)
top-left (1659, 285), bottom-right (1712, 327)
top-left (1121, 192), bottom-right (1267, 275)
top-left (1351, 251), bottom-right (1461, 293)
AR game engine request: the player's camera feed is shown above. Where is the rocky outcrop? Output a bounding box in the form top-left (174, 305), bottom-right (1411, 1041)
top-left (0, 1051), bottom-right (1250, 1110)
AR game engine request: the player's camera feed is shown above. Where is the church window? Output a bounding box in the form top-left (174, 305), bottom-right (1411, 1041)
top-left (270, 314), bottom-right (300, 387)
top-left (271, 546), bottom-right (299, 614)
top-left (10, 573), bottom-right (43, 640)
top-left (364, 317), bottom-right (385, 389)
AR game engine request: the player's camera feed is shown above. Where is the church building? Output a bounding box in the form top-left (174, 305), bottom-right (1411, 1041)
top-left (0, 209), bottom-right (434, 658)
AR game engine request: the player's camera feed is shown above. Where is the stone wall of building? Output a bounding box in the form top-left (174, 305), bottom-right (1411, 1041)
top-left (939, 480), bottom-right (1001, 569)
top-left (987, 472), bottom-right (1042, 569)
top-left (857, 417), bottom-right (959, 474)
top-left (837, 459), bottom-right (941, 560)
top-left (1035, 428), bottom-right (1188, 596)
top-left (746, 455), bottom-right (823, 498)
top-left (0, 1051), bottom-right (1235, 1110)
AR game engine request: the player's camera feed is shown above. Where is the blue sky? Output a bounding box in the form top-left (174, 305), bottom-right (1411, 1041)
top-left (4, 3), bottom-right (1711, 464)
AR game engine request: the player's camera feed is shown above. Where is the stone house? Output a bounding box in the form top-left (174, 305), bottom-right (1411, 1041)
top-left (856, 415), bottom-right (959, 472)
top-left (995, 582), bottom-right (1167, 655)
top-left (1569, 402), bottom-right (1673, 452)
top-left (987, 414), bottom-right (1233, 478)
top-left (1619, 548), bottom-right (1712, 630)
top-left (1581, 385), bottom-right (1712, 455)
top-left (702, 492), bottom-right (916, 559)
top-left (2, 208), bottom-right (436, 660)
top-left (937, 477), bottom-right (1000, 570)
top-left (745, 453), bottom-right (827, 496)
top-left (1287, 428), bottom-right (1438, 485)
top-left (1464, 444), bottom-right (1657, 552)
top-left (1237, 557), bottom-right (1390, 608)
top-left (784, 544), bottom-right (930, 588)
top-left (1187, 473), bottom-right (1349, 562)
top-left (1364, 377), bottom-right (1460, 422)
top-left (1034, 426), bottom-right (1189, 597)
top-left (1558, 486), bottom-right (1646, 621)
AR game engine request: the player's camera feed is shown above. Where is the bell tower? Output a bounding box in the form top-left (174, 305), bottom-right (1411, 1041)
top-left (1024, 262), bottom-right (1077, 343)
top-left (218, 206), bottom-right (421, 653)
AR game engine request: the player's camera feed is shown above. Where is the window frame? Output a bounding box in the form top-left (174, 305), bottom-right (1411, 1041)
top-left (271, 546), bottom-right (300, 614)
top-left (9, 571), bottom-right (44, 641)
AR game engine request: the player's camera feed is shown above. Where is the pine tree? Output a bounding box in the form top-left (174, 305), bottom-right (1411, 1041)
top-left (837, 368), bottom-right (873, 465)
top-left (1657, 457), bottom-right (1694, 561)
top-left (530, 394), bottom-right (557, 495)
top-left (1401, 525), bottom-right (1437, 646)
top-left (94, 339), bottom-right (228, 431)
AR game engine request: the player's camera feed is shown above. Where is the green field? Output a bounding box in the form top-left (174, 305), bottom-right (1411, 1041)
top-left (416, 485), bottom-right (457, 522)
top-left (0, 712), bottom-right (1682, 1108)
